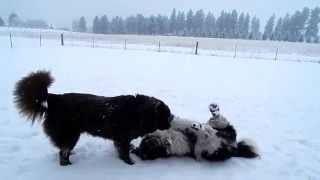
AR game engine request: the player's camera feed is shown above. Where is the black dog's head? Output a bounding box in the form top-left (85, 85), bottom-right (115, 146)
top-left (136, 95), bottom-right (172, 134)
top-left (154, 101), bottom-right (172, 130)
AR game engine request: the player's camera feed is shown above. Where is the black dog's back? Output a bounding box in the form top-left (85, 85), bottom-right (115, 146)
top-left (45, 93), bottom-right (170, 141)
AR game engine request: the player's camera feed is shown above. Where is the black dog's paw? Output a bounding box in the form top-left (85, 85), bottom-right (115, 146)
top-left (122, 157), bottom-right (135, 165)
top-left (60, 159), bottom-right (72, 166)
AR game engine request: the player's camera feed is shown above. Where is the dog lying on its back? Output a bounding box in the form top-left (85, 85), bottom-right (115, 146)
top-left (14, 71), bottom-right (174, 165)
top-left (133, 103), bottom-right (258, 161)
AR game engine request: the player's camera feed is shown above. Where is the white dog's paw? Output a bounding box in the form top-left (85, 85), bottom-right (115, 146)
top-left (191, 123), bottom-right (202, 130)
top-left (208, 116), bottom-right (229, 129)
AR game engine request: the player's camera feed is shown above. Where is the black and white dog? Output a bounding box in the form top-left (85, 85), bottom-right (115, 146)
top-left (132, 117), bottom-right (200, 160)
top-left (133, 104), bottom-right (258, 161)
top-left (14, 71), bottom-right (174, 165)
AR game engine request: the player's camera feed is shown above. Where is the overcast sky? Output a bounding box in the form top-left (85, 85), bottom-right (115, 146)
top-left (1, 0), bottom-right (319, 28)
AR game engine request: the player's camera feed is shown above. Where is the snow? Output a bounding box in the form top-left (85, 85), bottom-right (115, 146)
top-left (1, 32), bottom-right (320, 180)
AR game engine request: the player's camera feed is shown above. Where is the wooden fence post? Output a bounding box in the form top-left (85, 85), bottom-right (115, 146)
top-left (195, 41), bottom-right (199, 55)
top-left (233, 44), bottom-right (237, 59)
top-left (92, 37), bottom-right (95, 48)
top-left (10, 32), bottom-right (13, 48)
top-left (124, 39), bottom-right (127, 50)
top-left (60, 33), bottom-right (64, 46)
top-left (158, 41), bottom-right (161, 52)
top-left (275, 48), bottom-right (279, 61)
top-left (71, 33), bottom-right (73, 46)
top-left (40, 33), bottom-right (42, 47)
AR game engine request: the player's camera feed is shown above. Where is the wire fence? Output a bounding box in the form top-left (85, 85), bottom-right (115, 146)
top-left (3, 29), bottom-right (320, 64)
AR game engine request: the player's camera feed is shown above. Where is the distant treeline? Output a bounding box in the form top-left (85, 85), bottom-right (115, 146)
top-left (72, 7), bottom-right (320, 43)
top-left (0, 13), bottom-right (51, 29)
top-left (1, 7), bottom-right (319, 43)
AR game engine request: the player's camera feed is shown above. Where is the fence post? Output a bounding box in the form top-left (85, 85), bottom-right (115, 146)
top-left (92, 37), bottom-right (95, 48)
top-left (124, 39), bottom-right (127, 50)
top-left (71, 33), bottom-right (73, 46)
top-left (9, 32), bottom-right (13, 48)
top-left (158, 40), bottom-right (161, 52)
top-left (233, 44), bottom-right (237, 59)
top-left (195, 41), bottom-right (199, 55)
top-left (40, 32), bottom-right (42, 47)
top-left (275, 48), bottom-right (279, 61)
top-left (60, 33), bottom-right (64, 46)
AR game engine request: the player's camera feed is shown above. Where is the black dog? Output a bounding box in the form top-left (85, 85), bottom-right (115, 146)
top-left (14, 71), bottom-right (173, 165)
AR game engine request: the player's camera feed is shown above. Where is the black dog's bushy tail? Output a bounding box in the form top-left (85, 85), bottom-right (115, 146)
top-left (233, 138), bottom-right (259, 158)
top-left (14, 70), bottom-right (54, 123)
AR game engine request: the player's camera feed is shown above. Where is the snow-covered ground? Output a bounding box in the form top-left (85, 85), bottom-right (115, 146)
top-left (1, 35), bottom-right (320, 180)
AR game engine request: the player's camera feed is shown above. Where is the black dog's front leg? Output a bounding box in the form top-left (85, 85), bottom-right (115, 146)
top-left (114, 141), bottom-right (135, 165)
top-left (59, 149), bottom-right (72, 166)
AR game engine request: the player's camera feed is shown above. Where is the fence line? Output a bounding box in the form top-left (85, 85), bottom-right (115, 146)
top-left (6, 32), bottom-right (320, 64)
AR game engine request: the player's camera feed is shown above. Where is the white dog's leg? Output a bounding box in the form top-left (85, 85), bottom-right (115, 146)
top-left (170, 116), bottom-right (201, 131)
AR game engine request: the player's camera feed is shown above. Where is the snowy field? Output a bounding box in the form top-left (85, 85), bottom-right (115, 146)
top-left (1, 35), bottom-right (320, 180)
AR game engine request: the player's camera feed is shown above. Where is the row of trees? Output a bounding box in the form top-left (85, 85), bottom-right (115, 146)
top-left (263, 7), bottom-right (320, 43)
top-left (0, 13), bottom-right (50, 29)
top-left (73, 7), bottom-right (319, 43)
top-left (84, 9), bottom-right (261, 40)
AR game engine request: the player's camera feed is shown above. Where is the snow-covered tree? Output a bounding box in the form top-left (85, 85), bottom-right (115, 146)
top-left (263, 14), bottom-right (276, 40)
top-left (136, 14), bottom-right (146, 34)
top-left (305, 7), bottom-right (320, 43)
top-left (8, 12), bottom-right (22, 27)
top-left (111, 16), bottom-right (125, 34)
top-left (231, 10), bottom-right (238, 38)
top-left (0, 17), bottom-right (5, 26)
top-left (243, 13), bottom-right (250, 39)
top-left (249, 17), bottom-right (261, 40)
top-left (158, 15), bottom-right (170, 34)
top-left (204, 12), bottom-right (216, 37)
top-left (176, 11), bottom-right (186, 35)
top-left (78, 16), bottom-right (87, 32)
top-left (193, 9), bottom-right (205, 36)
top-left (237, 12), bottom-right (250, 39)
top-left (125, 16), bottom-right (138, 34)
top-left (169, 8), bottom-right (177, 34)
top-left (287, 9), bottom-right (310, 42)
top-left (92, 16), bottom-right (100, 33)
top-left (215, 11), bottom-right (226, 38)
top-left (147, 15), bottom-right (157, 34)
top-left (72, 20), bottom-right (79, 32)
top-left (273, 18), bottom-right (283, 40)
top-left (186, 10), bottom-right (194, 35)
top-left (100, 15), bottom-right (110, 34)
